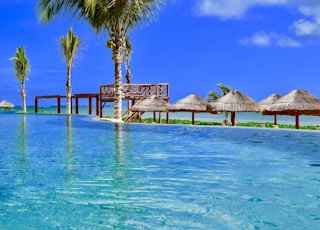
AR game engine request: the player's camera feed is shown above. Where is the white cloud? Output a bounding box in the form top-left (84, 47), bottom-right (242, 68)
top-left (195, 0), bottom-right (253, 19)
top-left (239, 31), bottom-right (302, 47)
top-left (291, 18), bottom-right (320, 37)
top-left (195, 0), bottom-right (320, 45)
top-left (195, 0), bottom-right (288, 18)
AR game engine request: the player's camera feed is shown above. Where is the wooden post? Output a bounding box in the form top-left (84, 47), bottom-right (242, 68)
top-left (274, 114), bottom-right (277, 125)
top-left (99, 99), bottom-right (103, 118)
top-left (57, 96), bottom-right (61, 113)
top-left (35, 97), bottom-right (38, 113)
top-left (231, 112), bottom-right (236, 126)
top-left (71, 96), bottom-right (73, 114)
top-left (76, 98), bottom-right (79, 114)
top-left (88, 97), bottom-right (92, 115)
top-left (295, 114), bottom-right (299, 129)
top-left (166, 112), bottom-right (169, 124)
top-left (192, 112), bottom-right (195, 125)
top-left (153, 112), bottom-right (156, 122)
top-left (159, 112), bottom-right (162, 124)
top-left (96, 96), bottom-right (99, 116)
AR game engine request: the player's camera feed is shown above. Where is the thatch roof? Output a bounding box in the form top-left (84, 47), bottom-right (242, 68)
top-left (259, 93), bottom-right (281, 110)
top-left (0, 100), bottom-right (14, 108)
top-left (208, 90), bottom-right (261, 112)
top-left (262, 89), bottom-right (320, 116)
top-left (169, 94), bottom-right (211, 112)
top-left (130, 95), bottom-right (169, 112)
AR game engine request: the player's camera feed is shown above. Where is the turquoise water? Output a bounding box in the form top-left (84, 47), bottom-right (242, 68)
top-left (1, 113), bottom-right (320, 229)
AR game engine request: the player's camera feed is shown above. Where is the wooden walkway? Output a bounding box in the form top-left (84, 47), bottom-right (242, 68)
top-left (34, 93), bottom-right (99, 115)
top-left (34, 83), bottom-right (169, 120)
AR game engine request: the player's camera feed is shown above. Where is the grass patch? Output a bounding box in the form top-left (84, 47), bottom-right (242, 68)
top-left (99, 116), bottom-right (320, 130)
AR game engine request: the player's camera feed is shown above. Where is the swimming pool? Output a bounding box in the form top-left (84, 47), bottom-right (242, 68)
top-left (0, 113), bottom-right (320, 229)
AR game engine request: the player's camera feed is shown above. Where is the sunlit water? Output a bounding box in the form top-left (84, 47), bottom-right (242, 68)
top-left (1, 112), bottom-right (320, 229)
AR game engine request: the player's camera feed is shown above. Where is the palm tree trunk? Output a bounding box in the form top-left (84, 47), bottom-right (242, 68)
top-left (21, 81), bottom-right (27, 113)
top-left (125, 62), bottom-right (131, 111)
top-left (112, 46), bottom-right (123, 121)
top-left (66, 67), bottom-right (72, 115)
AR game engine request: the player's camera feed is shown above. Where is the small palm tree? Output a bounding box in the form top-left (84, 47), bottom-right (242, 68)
top-left (206, 83), bottom-right (231, 124)
top-left (9, 46), bottom-right (30, 113)
top-left (60, 27), bottom-right (82, 115)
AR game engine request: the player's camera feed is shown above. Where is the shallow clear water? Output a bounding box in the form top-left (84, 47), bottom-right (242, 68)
top-left (1, 113), bottom-right (320, 229)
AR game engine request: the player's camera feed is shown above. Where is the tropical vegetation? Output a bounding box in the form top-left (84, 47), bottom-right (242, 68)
top-left (60, 27), bottom-right (82, 115)
top-left (9, 46), bottom-right (30, 113)
top-left (37, 0), bottom-right (168, 121)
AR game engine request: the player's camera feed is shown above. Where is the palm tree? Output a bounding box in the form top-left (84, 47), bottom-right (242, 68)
top-left (206, 83), bottom-right (231, 124)
top-left (124, 35), bottom-right (133, 86)
top-left (37, 0), bottom-right (167, 121)
top-left (60, 27), bottom-right (82, 115)
top-left (9, 46), bottom-right (30, 113)
top-left (124, 35), bottom-right (133, 110)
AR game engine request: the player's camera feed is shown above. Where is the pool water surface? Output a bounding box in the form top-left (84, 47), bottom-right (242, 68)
top-left (0, 113), bottom-right (320, 229)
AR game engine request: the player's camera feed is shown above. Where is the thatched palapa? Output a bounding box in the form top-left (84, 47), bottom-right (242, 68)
top-left (208, 90), bottom-right (261, 126)
top-left (130, 95), bottom-right (170, 123)
top-left (0, 100), bottom-right (14, 109)
top-left (262, 89), bottom-right (320, 129)
top-left (259, 93), bottom-right (282, 109)
top-left (169, 94), bottom-right (216, 125)
top-left (259, 93), bottom-right (282, 125)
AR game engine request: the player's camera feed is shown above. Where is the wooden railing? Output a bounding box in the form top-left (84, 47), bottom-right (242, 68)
top-left (99, 83), bottom-right (169, 121)
top-left (100, 83), bottom-right (169, 100)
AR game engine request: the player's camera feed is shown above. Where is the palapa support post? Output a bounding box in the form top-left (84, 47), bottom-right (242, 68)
top-left (153, 112), bottom-right (156, 122)
top-left (192, 112), bottom-right (195, 125)
top-left (274, 115), bottom-right (277, 125)
top-left (166, 112), bottom-right (169, 124)
top-left (159, 112), bottom-right (162, 124)
top-left (231, 112), bottom-right (236, 126)
top-left (295, 114), bottom-right (299, 129)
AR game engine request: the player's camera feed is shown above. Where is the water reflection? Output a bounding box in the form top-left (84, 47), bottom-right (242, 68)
top-left (17, 114), bottom-right (27, 174)
top-left (113, 123), bottom-right (130, 184)
top-left (110, 123), bottom-right (134, 227)
top-left (66, 115), bottom-right (74, 181)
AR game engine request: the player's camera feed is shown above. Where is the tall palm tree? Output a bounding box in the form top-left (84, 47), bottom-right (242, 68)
top-left (124, 35), bottom-right (133, 86)
top-left (60, 27), bottom-right (82, 115)
top-left (124, 35), bottom-right (133, 110)
top-left (206, 83), bottom-right (231, 124)
top-left (37, 0), bottom-right (167, 121)
top-left (9, 46), bottom-right (30, 113)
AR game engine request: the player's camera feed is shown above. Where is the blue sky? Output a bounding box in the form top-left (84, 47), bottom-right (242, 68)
top-left (1, 0), bottom-right (320, 106)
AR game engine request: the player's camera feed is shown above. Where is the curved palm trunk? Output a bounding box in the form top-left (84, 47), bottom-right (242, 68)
top-left (66, 66), bottom-right (72, 115)
top-left (112, 47), bottom-right (123, 121)
top-left (21, 81), bottom-right (27, 113)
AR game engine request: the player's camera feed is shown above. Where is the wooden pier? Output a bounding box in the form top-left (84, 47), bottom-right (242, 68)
top-left (34, 93), bottom-right (99, 115)
top-left (34, 83), bottom-right (169, 120)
